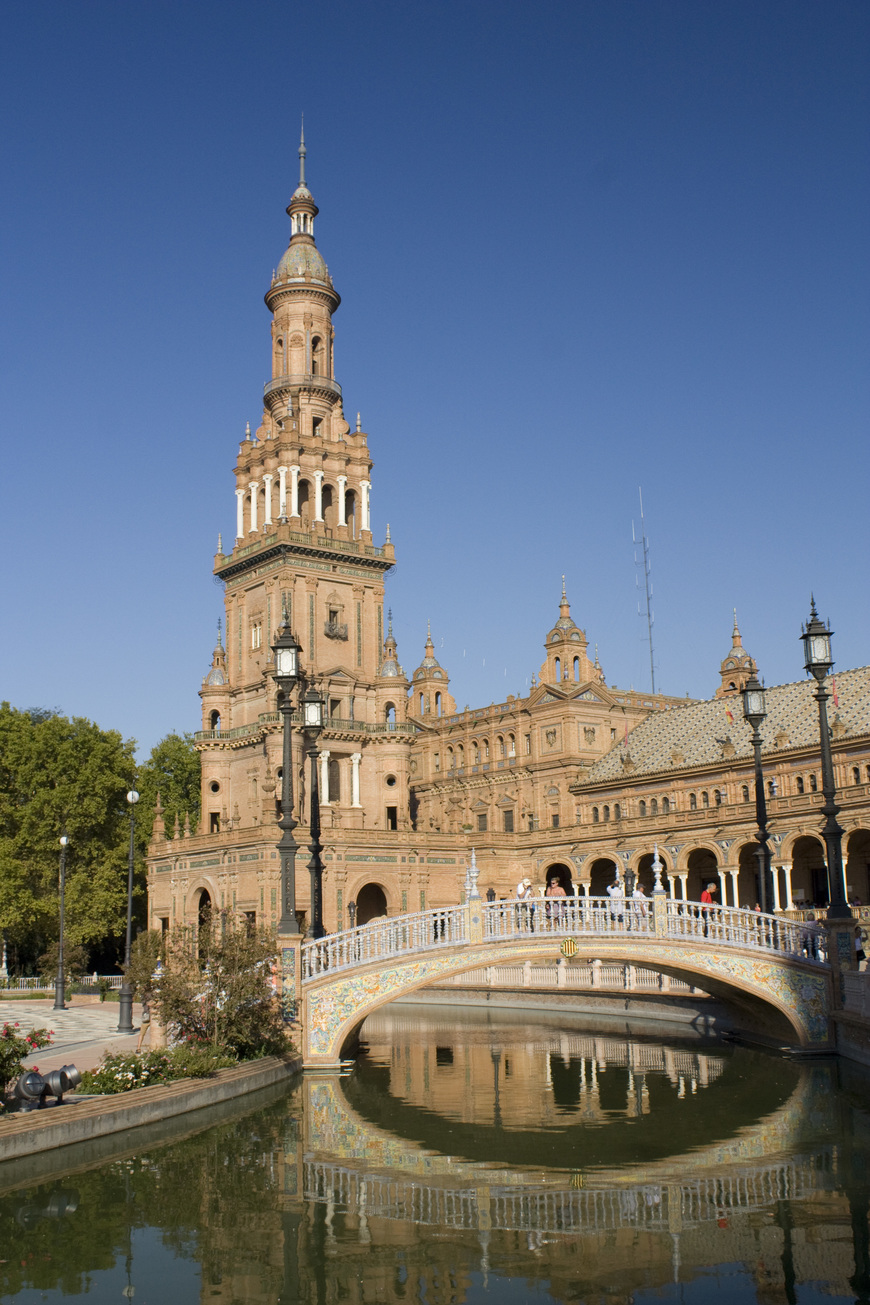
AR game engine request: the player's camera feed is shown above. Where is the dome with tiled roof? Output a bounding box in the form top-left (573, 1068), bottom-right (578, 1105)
top-left (276, 241), bottom-right (331, 285)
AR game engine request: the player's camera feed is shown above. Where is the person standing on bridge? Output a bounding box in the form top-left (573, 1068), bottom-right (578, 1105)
top-left (607, 877), bottom-right (624, 927)
top-left (700, 882), bottom-right (717, 936)
top-left (516, 877), bottom-right (535, 932)
top-left (545, 877), bottom-right (567, 926)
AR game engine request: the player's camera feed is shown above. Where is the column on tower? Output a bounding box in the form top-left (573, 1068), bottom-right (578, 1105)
top-left (314, 471), bottom-right (324, 523)
top-left (320, 750), bottom-right (330, 803)
top-left (248, 481), bottom-right (259, 533)
top-left (350, 753), bottom-right (362, 807)
top-left (290, 465), bottom-right (300, 518)
top-left (235, 488), bottom-right (245, 540)
top-left (277, 466), bottom-right (288, 519)
top-left (263, 474), bottom-right (273, 526)
top-left (337, 475), bottom-right (347, 527)
top-left (360, 480), bottom-right (371, 532)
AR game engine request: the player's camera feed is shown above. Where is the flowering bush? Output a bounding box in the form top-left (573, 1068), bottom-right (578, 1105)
top-left (0, 1021), bottom-right (53, 1089)
top-left (79, 1044), bottom-right (237, 1095)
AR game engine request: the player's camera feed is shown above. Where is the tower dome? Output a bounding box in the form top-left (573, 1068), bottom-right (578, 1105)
top-left (269, 123), bottom-right (337, 296)
top-left (715, 611), bottom-right (759, 698)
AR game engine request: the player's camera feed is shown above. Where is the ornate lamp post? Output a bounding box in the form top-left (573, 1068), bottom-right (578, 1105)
top-left (53, 835), bottom-right (70, 1012)
top-left (117, 791), bottom-right (139, 1033)
top-left (273, 614), bottom-right (302, 933)
top-left (742, 673), bottom-right (771, 913)
top-left (801, 601), bottom-right (851, 920)
top-left (347, 900), bottom-right (356, 929)
top-left (302, 684), bottom-right (326, 939)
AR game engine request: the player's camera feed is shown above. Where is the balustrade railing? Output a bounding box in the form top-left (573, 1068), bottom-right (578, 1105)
top-left (301, 897), bottom-right (828, 981)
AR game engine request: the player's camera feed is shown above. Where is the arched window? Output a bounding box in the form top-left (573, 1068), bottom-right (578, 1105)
top-left (471, 740), bottom-right (480, 765)
top-left (210, 710), bottom-right (221, 731)
top-left (651, 798), bottom-right (658, 816)
top-left (854, 767), bottom-right (861, 785)
top-left (554, 657), bottom-right (561, 681)
top-left (603, 805), bottom-right (610, 822)
top-left (701, 791), bottom-right (709, 808)
top-left (742, 785), bottom-right (749, 802)
top-left (311, 335), bottom-right (323, 375)
top-left (497, 736), bottom-right (505, 758)
top-left (714, 789), bottom-right (723, 806)
top-left (483, 739), bottom-right (490, 760)
top-left (447, 746), bottom-right (455, 769)
top-left (592, 807), bottom-right (599, 823)
top-left (328, 758), bottom-right (341, 803)
top-left (457, 744), bottom-right (465, 766)
top-left (508, 734), bottom-right (516, 757)
top-left (768, 779), bottom-right (778, 797)
top-left (639, 800), bottom-right (647, 817)
top-left (419, 693), bottom-right (425, 713)
top-left (573, 657), bottom-right (580, 681)
top-left (435, 691), bottom-right (442, 716)
top-left (662, 796), bottom-right (670, 814)
top-left (385, 703), bottom-right (396, 725)
top-left (796, 776), bottom-right (804, 794)
top-left (614, 803), bottom-right (621, 820)
top-left (689, 793), bottom-right (697, 810)
top-left (809, 773), bottom-right (817, 792)
top-left (434, 753), bottom-right (440, 772)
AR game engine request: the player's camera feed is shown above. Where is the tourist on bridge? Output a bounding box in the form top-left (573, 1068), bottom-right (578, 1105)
top-left (607, 877), bottom-right (624, 925)
top-left (516, 877), bottom-right (535, 932)
top-left (700, 882), bottom-right (717, 936)
top-left (631, 882), bottom-right (648, 928)
top-left (545, 876), bottom-right (567, 926)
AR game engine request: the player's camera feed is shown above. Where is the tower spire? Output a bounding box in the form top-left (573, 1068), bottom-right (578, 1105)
top-left (298, 116), bottom-right (306, 188)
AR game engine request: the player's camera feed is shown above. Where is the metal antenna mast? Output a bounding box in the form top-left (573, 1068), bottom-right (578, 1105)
top-left (632, 487), bottom-right (656, 694)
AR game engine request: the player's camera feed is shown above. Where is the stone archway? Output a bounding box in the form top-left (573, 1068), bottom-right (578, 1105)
top-left (197, 887), bottom-right (213, 926)
top-left (686, 847), bottom-right (719, 905)
top-left (356, 882), bottom-right (388, 925)
top-left (633, 850), bottom-right (671, 895)
top-left (589, 857), bottom-right (619, 895)
top-left (790, 835), bottom-right (827, 908)
top-left (544, 862), bottom-right (573, 894)
top-left (845, 829), bottom-right (870, 906)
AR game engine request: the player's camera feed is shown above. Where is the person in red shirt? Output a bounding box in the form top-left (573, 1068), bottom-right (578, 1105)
top-left (700, 881), bottom-right (717, 936)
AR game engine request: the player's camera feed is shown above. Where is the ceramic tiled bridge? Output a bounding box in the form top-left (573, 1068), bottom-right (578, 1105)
top-left (290, 891), bottom-right (834, 1067)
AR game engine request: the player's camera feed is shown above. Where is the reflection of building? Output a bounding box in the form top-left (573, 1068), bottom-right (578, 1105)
top-left (145, 146), bottom-right (870, 935)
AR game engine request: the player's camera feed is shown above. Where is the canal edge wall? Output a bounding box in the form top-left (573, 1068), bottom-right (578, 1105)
top-left (0, 1053), bottom-right (301, 1167)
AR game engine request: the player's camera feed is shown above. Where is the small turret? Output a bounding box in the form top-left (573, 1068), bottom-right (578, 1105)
top-left (715, 610), bottom-right (759, 698)
top-left (408, 622), bottom-right (456, 718)
top-left (539, 579), bottom-right (598, 686)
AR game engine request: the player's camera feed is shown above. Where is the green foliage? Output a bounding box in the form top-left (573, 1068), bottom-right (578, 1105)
top-left (37, 941), bottom-right (88, 986)
top-left (126, 927), bottom-right (165, 997)
top-left (0, 703), bottom-right (137, 967)
top-left (155, 914), bottom-right (289, 1059)
top-left (78, 1044), bottom-right (237, 1094)
top-left (137, 731), bottom-right (201, 844)
top-left (0, 1020), bottom-right (52, 1089)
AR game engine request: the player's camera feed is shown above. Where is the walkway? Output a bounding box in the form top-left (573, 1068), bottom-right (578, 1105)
top-left (3, 998), bottom-right (144, 1077)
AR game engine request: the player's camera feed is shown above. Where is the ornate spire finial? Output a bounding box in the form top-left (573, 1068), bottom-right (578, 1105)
top-left (217, 532), bottom-right (223, 554)
top-left (387, 608), bottom-right (394, 638)
top-left (561, 574), bottom-right (567, 601)
top-left (356, 412), bottom-right (361, 432)
top-left (427, 618), bottom-right (432, 640)
top-left (385, 522), bottom-right (391, 543)
top-left (245, 421), bottom-right (251, 440)
top-left (299, 115), bottom-right (306, 187)
top-left (217, 617), bottom-right (223, 646)
top-left (733, 607), bottom-right (739, 633)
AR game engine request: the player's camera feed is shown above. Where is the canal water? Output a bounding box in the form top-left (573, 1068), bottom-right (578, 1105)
top-left (1, 1004), bottom-right (869, 1304)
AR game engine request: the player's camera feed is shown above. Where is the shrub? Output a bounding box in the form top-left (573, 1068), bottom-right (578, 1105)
top-left (79, 1044), bottom-right (237, 1095)
top-left (0, 1022), bottom-right (53, 1090)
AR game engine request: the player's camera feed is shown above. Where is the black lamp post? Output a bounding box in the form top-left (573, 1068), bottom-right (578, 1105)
top-left (53, 835), bottom-right (69, 1012)
top-left (273, 612), bottom-right (302, 933)
top-left (348, 900), bottom-right (356, 930)
top-left (801, 601), bottom-right (851, 920)
top-left (117, 791), bottom-right (139, 1033)
top-left (742, 673), bottom-right (772, 914)
top-left (302, 684), bottom-right (326, 939)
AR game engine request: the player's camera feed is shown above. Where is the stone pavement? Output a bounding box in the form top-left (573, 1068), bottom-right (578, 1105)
top-left (2, 997), bottom-right (145, 1077)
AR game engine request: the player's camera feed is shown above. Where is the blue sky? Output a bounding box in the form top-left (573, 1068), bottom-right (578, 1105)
top-left (2, 1), bottom-right (868, 757)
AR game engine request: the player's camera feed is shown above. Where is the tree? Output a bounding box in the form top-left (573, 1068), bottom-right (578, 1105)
top-left (136, 731), bottom-right (201, 844)
top-left (0, 703), bottom-right (136, 970)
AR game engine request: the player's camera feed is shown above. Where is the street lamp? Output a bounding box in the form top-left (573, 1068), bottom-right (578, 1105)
top-left (302, 684), bottom-right (326, 939)
top-left (742, 673), bottom-right (772, 913)
top-left (347, 899), bottom-right (356, 930)
top-left (53, 835), bottom-right (69, 1012)
top-left (272, 612), bottom-right (302, 934)
top-left (801, 601), bottom-right (851, 920)
top-left (118, 791), bottom-right (139, 1033)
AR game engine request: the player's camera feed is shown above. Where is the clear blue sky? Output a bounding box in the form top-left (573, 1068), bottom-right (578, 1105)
top-left (2, 1), bottom-right (867, 757)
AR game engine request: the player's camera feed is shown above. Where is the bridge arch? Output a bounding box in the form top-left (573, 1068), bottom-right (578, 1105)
top-left (301, 921), bottom-right (831, 1068)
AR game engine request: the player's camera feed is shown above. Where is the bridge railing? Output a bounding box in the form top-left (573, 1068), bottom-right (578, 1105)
top-left (301, 896), bottom-right (828, 981)
top-left (302, 905), bottom-right (467, 979)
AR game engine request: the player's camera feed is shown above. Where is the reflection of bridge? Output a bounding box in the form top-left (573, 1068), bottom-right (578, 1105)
top-left (290, 896), bottom-right (832, 1067)
top-left (300, 1072), bottom-right (836, 1241)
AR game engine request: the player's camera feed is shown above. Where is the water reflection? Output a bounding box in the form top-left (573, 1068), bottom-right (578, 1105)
top-left (0, 1007), bottom-right (868, 1304)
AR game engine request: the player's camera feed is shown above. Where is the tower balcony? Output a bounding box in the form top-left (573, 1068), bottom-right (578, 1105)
top-left (263, 373), bottom-right (342, 409)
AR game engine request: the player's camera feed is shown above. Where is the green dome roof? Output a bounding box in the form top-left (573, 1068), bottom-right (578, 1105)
top-left (276, 240), bottom-right (331, 285)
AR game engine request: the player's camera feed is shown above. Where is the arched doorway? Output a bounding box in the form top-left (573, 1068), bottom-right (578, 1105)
top-left (544, 862), bottom-right (573, 894)
top-left (686, 847), bottom-right (718, 903)
top-left (196, 888), bottom-right (212, 927)
top-left (790, 834), bottom-right (827, 908)
top-left (634, 851), bottom-right (668, 895)
top-left (589, 857), bottom-right (619, 895)
top-left (846, 829), bottom-right (870, 905)
top-left (356, 882), bottom-right (388, 925)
